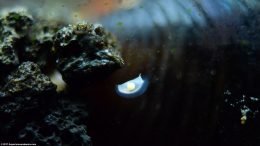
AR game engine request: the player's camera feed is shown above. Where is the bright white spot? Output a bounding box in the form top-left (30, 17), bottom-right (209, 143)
top-left (116, 74), bottom-right (148, 98)
top-left (250, 97), bottom-right (259, 101)
top-left (224, 90), bottom-right (231, 95)
top-left (126, 82), bottom-right (136, 91)
top-left (49, 70), bottom-right (66, 92)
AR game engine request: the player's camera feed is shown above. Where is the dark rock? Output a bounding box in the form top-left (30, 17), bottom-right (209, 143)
top-left (54, 22), bottom-right (124, 85)
top-left (1, 11), bottom-right (33, 34)
top-left (0, 10), bottom-right (57, 69)
top-left (0, 28), bottom-right (20, 70)
top-left (0, 9), bottom-right (123, 145)
top-left (19, 24), bottom-right (57, 68)
top-left (0, 62), bottom-right (57, 137)
top-left (53, 22), bottom-right (113, 56)
top-left (17, 100), bottom-right (91, 146)
top-left (1, 61), bottom-right (56, 97)
top-left (58, 49), bottom-right (124, 85)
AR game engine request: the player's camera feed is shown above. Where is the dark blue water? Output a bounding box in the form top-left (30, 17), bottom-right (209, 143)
top-left (86, 0), bottom-right (260, 146)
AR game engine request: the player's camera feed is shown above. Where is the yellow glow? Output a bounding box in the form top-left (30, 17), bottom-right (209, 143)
top-left (126, 82), bottom-right (136, 91)
top-left (240, 116), bottom-right (247, 125)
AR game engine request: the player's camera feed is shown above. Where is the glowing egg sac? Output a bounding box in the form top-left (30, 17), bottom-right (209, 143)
top-left (115, 74), bottom-right (149, 98)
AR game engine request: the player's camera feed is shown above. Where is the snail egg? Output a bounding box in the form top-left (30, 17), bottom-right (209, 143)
top-left (126, 82), bottom-right (136, 91)
top-left (115, 74), bottom-right (149, 98)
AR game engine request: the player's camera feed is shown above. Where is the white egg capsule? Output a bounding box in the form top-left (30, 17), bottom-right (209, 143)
top-left (116, 74), bottom-right (149, 98)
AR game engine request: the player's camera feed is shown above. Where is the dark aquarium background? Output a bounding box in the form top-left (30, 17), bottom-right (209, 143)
top-left (0, 0), bottom-right (260, 146)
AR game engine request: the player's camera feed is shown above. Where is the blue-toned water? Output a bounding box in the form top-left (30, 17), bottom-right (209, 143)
top-left (1, 1), bottom-right (260, 146)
